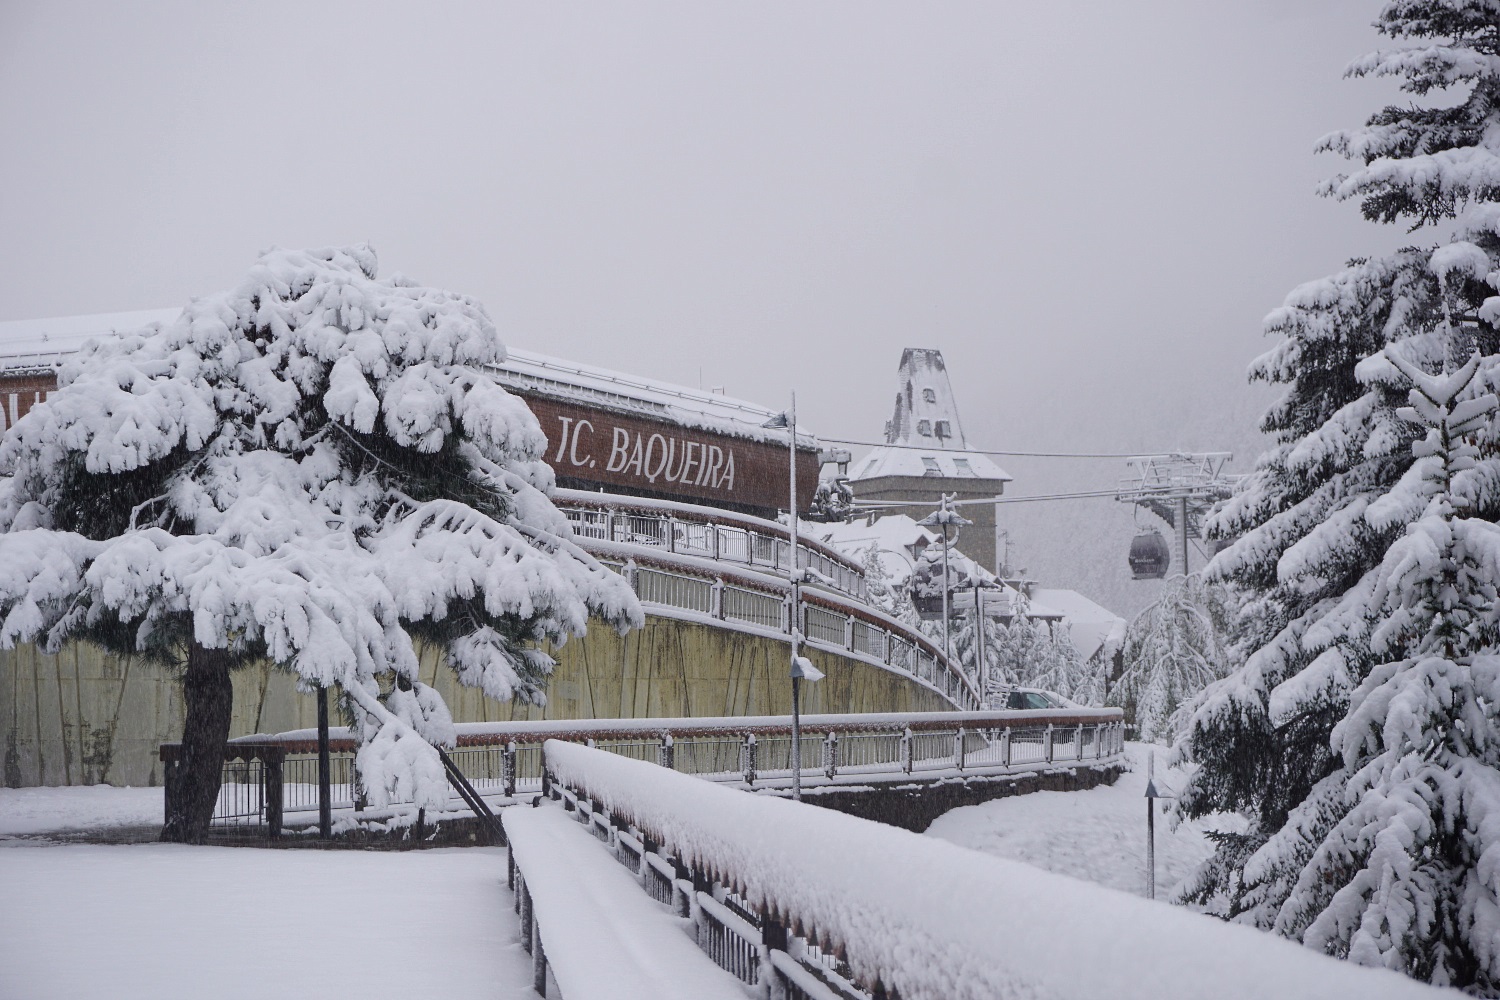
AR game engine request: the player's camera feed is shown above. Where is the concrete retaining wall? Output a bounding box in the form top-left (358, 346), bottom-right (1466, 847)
top-left (2, 614), bottom-right (951, 787)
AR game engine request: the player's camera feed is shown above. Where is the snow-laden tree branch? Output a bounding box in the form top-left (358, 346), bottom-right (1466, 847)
top-left (0, 245), bottom-right (641, 839)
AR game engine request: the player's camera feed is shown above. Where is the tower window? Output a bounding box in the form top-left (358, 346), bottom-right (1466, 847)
top-left (935, 420), bottom-right (951, 438)
top-left (953, 458), bottom-right (975, 477)
top-left (921, 456), bottom-right (941, 476)
top-left (923, 388), bottom-right (936, 403)
top-left (917, 420), bottom-right (932, 436)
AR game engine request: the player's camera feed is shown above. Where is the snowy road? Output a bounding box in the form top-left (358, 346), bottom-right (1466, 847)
top-left (926, 741), bottom-right (1237, 899)
top-left (0, 842), bottom-right (541, 1000)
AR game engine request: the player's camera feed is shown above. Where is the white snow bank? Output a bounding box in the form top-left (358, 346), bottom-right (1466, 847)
top-left (544, 740), bottom-right (1448, 1000)
top-left (0, 785), bottom-right (163, 836)
top-left (0, 844), bottom-right (539, 1000)
top-left (504, 805), bottom-right (747, 1000)
top-left (926, 742), bottom-right (1237, 898)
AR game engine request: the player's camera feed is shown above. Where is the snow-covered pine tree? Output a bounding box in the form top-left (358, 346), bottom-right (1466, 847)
top-left (1258, 350), bottom-right (1500, 988)
top-left (0, 246), bottom-right (640, 842)
top-left (1112, 574), bottom-right (1232, 744)
top-left (952, 602), bottom-right (1009, 693)
top-left (1174, 7), bottom-right (1500, 984)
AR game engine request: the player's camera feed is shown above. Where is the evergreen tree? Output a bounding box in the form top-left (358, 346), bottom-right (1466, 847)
top-left (1112, 574), bottom-right (1232, 744)
top-left (0, 246), bottom-right (640, 841)
top-left (1263, 351), bottom-right (1500, 987)
top-left (1176, 7), bottom-right (1500, 990)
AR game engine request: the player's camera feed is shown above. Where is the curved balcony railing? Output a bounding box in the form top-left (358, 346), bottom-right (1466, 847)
top-left (552, 488), bottom-right (867, 602)
top-left (579, 547), bottom-right (980, 712)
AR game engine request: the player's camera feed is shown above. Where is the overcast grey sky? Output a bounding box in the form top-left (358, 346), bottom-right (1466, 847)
top-left (0, 2), bottom-right (1412, 612)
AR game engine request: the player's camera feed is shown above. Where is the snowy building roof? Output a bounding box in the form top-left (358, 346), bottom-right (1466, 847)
top-left (1028, 587), bottom-right (1127, 663)
top-left (0, 309), bottom-right (806, 446)
top-left (847, 347), bottom-right (1010, 483)
top-left (0, 309), bottom-right (180, 371)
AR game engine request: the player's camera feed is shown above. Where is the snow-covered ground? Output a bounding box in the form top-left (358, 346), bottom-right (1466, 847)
top-left (926, 741), bottom-right (1237, 899)
top-left (0, 841), bottom-right (541, 1000)
top-left (0, 784), bottom-right (164, 837)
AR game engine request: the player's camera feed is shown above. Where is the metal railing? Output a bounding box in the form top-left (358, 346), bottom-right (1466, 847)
top-left (553, 489), bottom-right (867, 601)
top-left (177, 709), bottom-right (1125, 835)
top-left (606, 556), bottom-right (979, 710)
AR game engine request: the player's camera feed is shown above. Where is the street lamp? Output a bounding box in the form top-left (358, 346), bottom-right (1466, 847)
top-left (918, 493), bottom-right (971, 663)
top-left (762, 395), bottom-right (819, 801)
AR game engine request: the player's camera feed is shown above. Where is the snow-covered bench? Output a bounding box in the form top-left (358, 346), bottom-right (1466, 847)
top-left (503, 804), bottom-right (748, 1000)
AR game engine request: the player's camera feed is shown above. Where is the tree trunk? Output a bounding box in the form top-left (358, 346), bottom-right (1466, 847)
top-left (161, 643), bottom-right (234, 844)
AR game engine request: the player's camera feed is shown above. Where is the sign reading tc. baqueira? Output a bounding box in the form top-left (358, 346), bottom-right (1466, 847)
top-left (520, 394), bottom-right (818, 514)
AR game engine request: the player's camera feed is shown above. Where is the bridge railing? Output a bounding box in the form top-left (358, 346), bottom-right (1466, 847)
top-left (533, 739), bottom-right (1445, 1000)
top-left (553, 488), bottom-right (867, 602)
top-left (603, 555), bottom-right (980, 710)
top-left (179, 708), bottom-right (1124, 835)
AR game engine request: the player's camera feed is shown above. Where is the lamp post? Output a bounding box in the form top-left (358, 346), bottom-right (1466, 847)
top-left (763, 395), bottom-right (818, 801)
top-left (918, 494), bottom-right (971, 663)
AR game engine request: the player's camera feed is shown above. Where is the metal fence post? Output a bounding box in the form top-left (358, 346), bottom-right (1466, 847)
top-left (823, 731), bottom-right (838, 779)
top-left (953, 727), bottom-right (966, 771)
top-left (659, 735), bottom-right (676, 770)
top-left (900, 727), bottom-right (914, 774)
top-left (503, 741), bottom-right (517, 797)
top-left (1044, 724), bottom-right (1054, 764)
top-left (741, 734), bottom-right (757, 786)
top-left (1075, 724), bottom-right (1085, 761)
top-left (711, 578), bottom-right (724, 620)
top-left (1001, 727), bottom-right (1012, 768)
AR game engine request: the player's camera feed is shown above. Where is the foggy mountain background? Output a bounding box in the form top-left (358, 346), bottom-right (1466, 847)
top-left (1, 3), bottom-right (1420, 619)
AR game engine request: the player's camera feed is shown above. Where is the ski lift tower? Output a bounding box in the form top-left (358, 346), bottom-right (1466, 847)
top-left (1114, 452), bottom-right (1236, 579)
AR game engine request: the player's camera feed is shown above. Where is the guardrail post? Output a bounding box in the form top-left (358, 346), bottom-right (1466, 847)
top-left (781, 591), bottom-right (792, 633)
top-left (623, 558), bottom-right (638, 591)
top-left (953, 727), bottom-right (966, 771)
top-left (1001, 727), bottom-right (1012, 768)
top-left (264, 749), bottom-right (283, 840)
top-left (844, 615), bottom-right (854, 651)
top-left (712, 524), bottom-right (721, 561)
top-left (1075, 724), bottom-right (1085, 761)
top-left (659, 735), bottom-right (675, 770)
top-left (530, 906), bottom-right (547, 995)
top-left (667, 515), bottom-right (678, 553)
top-left (1044, 724), bottom-right (1054, 764)
top-left (741, 734), bottom-right (757, 786)
top-left (900, 727), bottom-right (914, 774)
top-left (746, 531), bottom-right (756, 567)
top-left (711, 578), bottom-right (724, 620)
top-left (503, 741), bottom-right (517, 796)
top-left (823, 731), bottom-right (838, 779)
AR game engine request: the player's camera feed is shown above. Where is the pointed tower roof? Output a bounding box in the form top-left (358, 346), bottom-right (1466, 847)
top-left (850, 348), bottom-right (1010, 483)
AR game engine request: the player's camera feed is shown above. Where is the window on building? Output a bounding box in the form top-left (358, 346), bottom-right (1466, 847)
top-left (935, 420), bottom-right (951, 438)
top-left (923, 388), bottom-right (936, 403)
top-left (953, 458), bottom-right (975, 477)
top-left (921, 456), bottom-right (941, 476)
top-left (917, 419), bottom-right (932, 436)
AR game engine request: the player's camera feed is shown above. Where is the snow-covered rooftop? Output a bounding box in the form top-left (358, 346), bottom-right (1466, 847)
top-left (1028, 587), bottom-right (1127, 662)
top-left (847, 347), bottom-right (1010, 483)
top-left (848, 445), bottom-right (1010, 483)
top-left (0, 309), bottom-right (180, 370)
top-left (0, 309), bottom-right (808, 444)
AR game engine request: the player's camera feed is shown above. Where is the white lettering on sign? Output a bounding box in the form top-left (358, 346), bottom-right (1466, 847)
top-left (562, 416), bottom-right (736, 491)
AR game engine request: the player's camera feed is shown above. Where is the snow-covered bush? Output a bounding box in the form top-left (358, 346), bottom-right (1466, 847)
top-left (0, 245), bottom-right (640, 840)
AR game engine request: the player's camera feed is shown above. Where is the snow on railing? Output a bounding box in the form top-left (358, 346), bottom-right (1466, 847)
top-left (540, 741), bottom-right (1448, 1000)
top-left (189, 709), bottom-right (1124, 835)
top-left (594, 552), bottom-right (978, 710)
top-left (553, 488), bottom-right (867, 601)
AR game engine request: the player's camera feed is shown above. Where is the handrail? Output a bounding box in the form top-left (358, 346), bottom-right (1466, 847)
top-left (553, 487), bottom-right (867, 601)
top-left (193, 708), bottom-right (1127, 837)
top-left (537, 740), bottom-right (1440, 1000)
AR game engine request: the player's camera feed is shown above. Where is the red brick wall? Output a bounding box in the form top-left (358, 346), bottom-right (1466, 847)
top-left (0, 372), bottom-right (57, 436)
